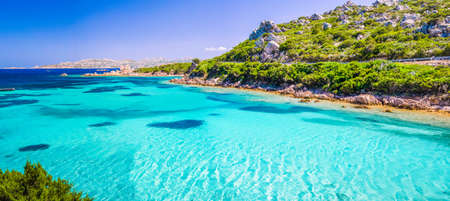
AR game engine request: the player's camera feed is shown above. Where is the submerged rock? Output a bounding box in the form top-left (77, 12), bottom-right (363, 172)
top-left (121, 93), bottom-right (147, 97)
top-left (89, 122), bottom-right (117, 127)
top-left (18, 144), bottom-right (50, 152)
top-left (83, 86), bottom-right (130, 93)
top-left (147, 120), bottom-right (204, 129)
top-left (0, 99), bottom-right (39, 108)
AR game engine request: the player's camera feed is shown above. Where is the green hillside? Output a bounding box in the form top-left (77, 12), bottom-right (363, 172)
top-left (216, 0), bottom-right (449, 63)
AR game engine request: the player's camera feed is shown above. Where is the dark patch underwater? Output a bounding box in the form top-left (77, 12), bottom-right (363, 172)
top-left (89, 122), bottom-right (117, 127)
top-left (0, 99), bottom-right (39, 108)
top-left (121, 93), bottom-right (146, 97)
top-left (147, 120), bottom-right (204, 129)
top-left (83, 86), bottom-right (130, 93)
top-left (18, 144), bottom-right (50, 152)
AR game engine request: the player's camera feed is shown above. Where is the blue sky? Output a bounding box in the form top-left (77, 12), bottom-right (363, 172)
top-left (0, 0), bottom-right (372, 67)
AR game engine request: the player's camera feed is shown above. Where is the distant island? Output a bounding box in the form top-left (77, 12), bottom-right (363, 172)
top-left (33, 57), bottom-right (193, 69)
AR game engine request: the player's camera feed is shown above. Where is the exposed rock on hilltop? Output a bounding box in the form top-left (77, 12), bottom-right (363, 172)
top-left (217, 0), bottom-right (449, 63)
top-left (373, 0), bottom-right (400, 6)
top-left (249, 20), bottom-right (282, 40)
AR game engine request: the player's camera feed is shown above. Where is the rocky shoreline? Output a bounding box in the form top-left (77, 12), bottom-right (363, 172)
top-left (171, 76), bottom-right (450, 113)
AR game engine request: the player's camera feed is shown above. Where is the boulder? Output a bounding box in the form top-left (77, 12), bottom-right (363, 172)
top-left (384, 21), bottom-right (396, 27)
top-left (264, 41), bottom-right (280, 54)
top-left (400, 14), bottom-right (420, 28)
top-left (418, 20), bottom-right (449, 37)
top-left (381, 96), bottom-right (430, 110)
top-left (310, 14), bottom-right (323, 21)
top-left (296, 19), bottom-right (310, 26)
top-left (373, 0), bottom-right (400, 7)
top-left (356, 34), bottom-right (366, 40)
top-left (295, 31), bottom-right (304, 35)
top-left (266, 33), bottom-right (284, 43)
top-left (344, 1), bottom-right (355, 7)
top-left (394, 4), bottom-right (409, 11)
top-left (249, 20), bottom-right (281, 40)
top-left (338, 15), bottom-right (348, 22)
top-left (323, 23), bottom-right (332, 30)
top-left (343, 94), bottom-right (381, 105)
top-left (255, 37), bottom-right (265, 48)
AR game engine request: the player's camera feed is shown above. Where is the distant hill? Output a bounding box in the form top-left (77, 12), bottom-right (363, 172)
top-left (217, 0), bottom-right (449, 63)
top-left (36, 57), bottom-right (193, 69)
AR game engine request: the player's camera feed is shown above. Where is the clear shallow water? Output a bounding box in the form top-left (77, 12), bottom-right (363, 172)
top-left (0, 69), bottom-right (449, 201)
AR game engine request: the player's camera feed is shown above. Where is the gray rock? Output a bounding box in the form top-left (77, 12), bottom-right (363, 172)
top-left (323, 23), bottom-right (332, 30)
top-left (266, 33), bottom-right (285, 43)
top-left (255, 37), bottom-right (265, 48)
top-left (384, 21), bottom-right (396, 27)
top-left (394, 4), bottom-right (409, 10)
top-left (343, 94), bottom-right (381, 105)
top-left (417, 19), bottom-right (449, 37)
top-left (356, 34), bottom-right (365, 40)
top-left (310, 14), bottom-right (323, 21)
top-left (249, 20), bottom-right (282, 40)
top-left (373, 0), bottom-right (400, 7)
top-left (400, 13), bottom-right (420, 28)
top-left (264, 41), bottom-right (280, 54)
top-left (338, 15), bottom-right (348, 22)
top-left (295, 31), bottom-right (304, 35)
top-left (344, 1), bottom-right (355, 7)
top-left (296, 19), bottom-right (310, 26)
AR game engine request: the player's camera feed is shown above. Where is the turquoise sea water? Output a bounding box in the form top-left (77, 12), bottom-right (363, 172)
top-left (0, 69), bottom-right (449, 201)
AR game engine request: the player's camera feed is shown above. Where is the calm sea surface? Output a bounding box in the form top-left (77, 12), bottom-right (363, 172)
top-left (0, 69), bottom-right (449, 201)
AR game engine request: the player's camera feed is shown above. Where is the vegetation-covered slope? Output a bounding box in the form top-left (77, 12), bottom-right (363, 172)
top-left (190, 60), bottom-right (449, 96)
top-left (0, 162), bottom-right (93, 201)
top-left (217, 0), bottom-right (449, 63)
top-left (135, 62), bottom-right (192, 74)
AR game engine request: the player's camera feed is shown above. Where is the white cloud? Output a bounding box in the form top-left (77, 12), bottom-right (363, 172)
top-left (205, 46), bottom-right (228, 52)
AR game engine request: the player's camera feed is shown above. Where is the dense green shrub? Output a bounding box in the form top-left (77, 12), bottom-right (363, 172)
top-left (0, 162), bottom-right (93, 201)
top-left (135, 63), bottom-right (191, 74)
top-left (191, 60), bottom-right (450, 96)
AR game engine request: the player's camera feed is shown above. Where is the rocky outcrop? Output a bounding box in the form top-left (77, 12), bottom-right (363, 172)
top-left (260, 41), bottom-right (281, 62)
top-left (373, 0), bottom-right (400, 7)
top-left (418, 19), bottom-right (449, 37)
top-left (400, 13), bottom-right (421, 28)
top-left (249, 20), bottom-right (281, 40)
top-left (253, 33), bottom-right (286, 61)
top-left (310, 14), bottom-right (323, 21)
top-left (296, 19), bottom-right (310, 26)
